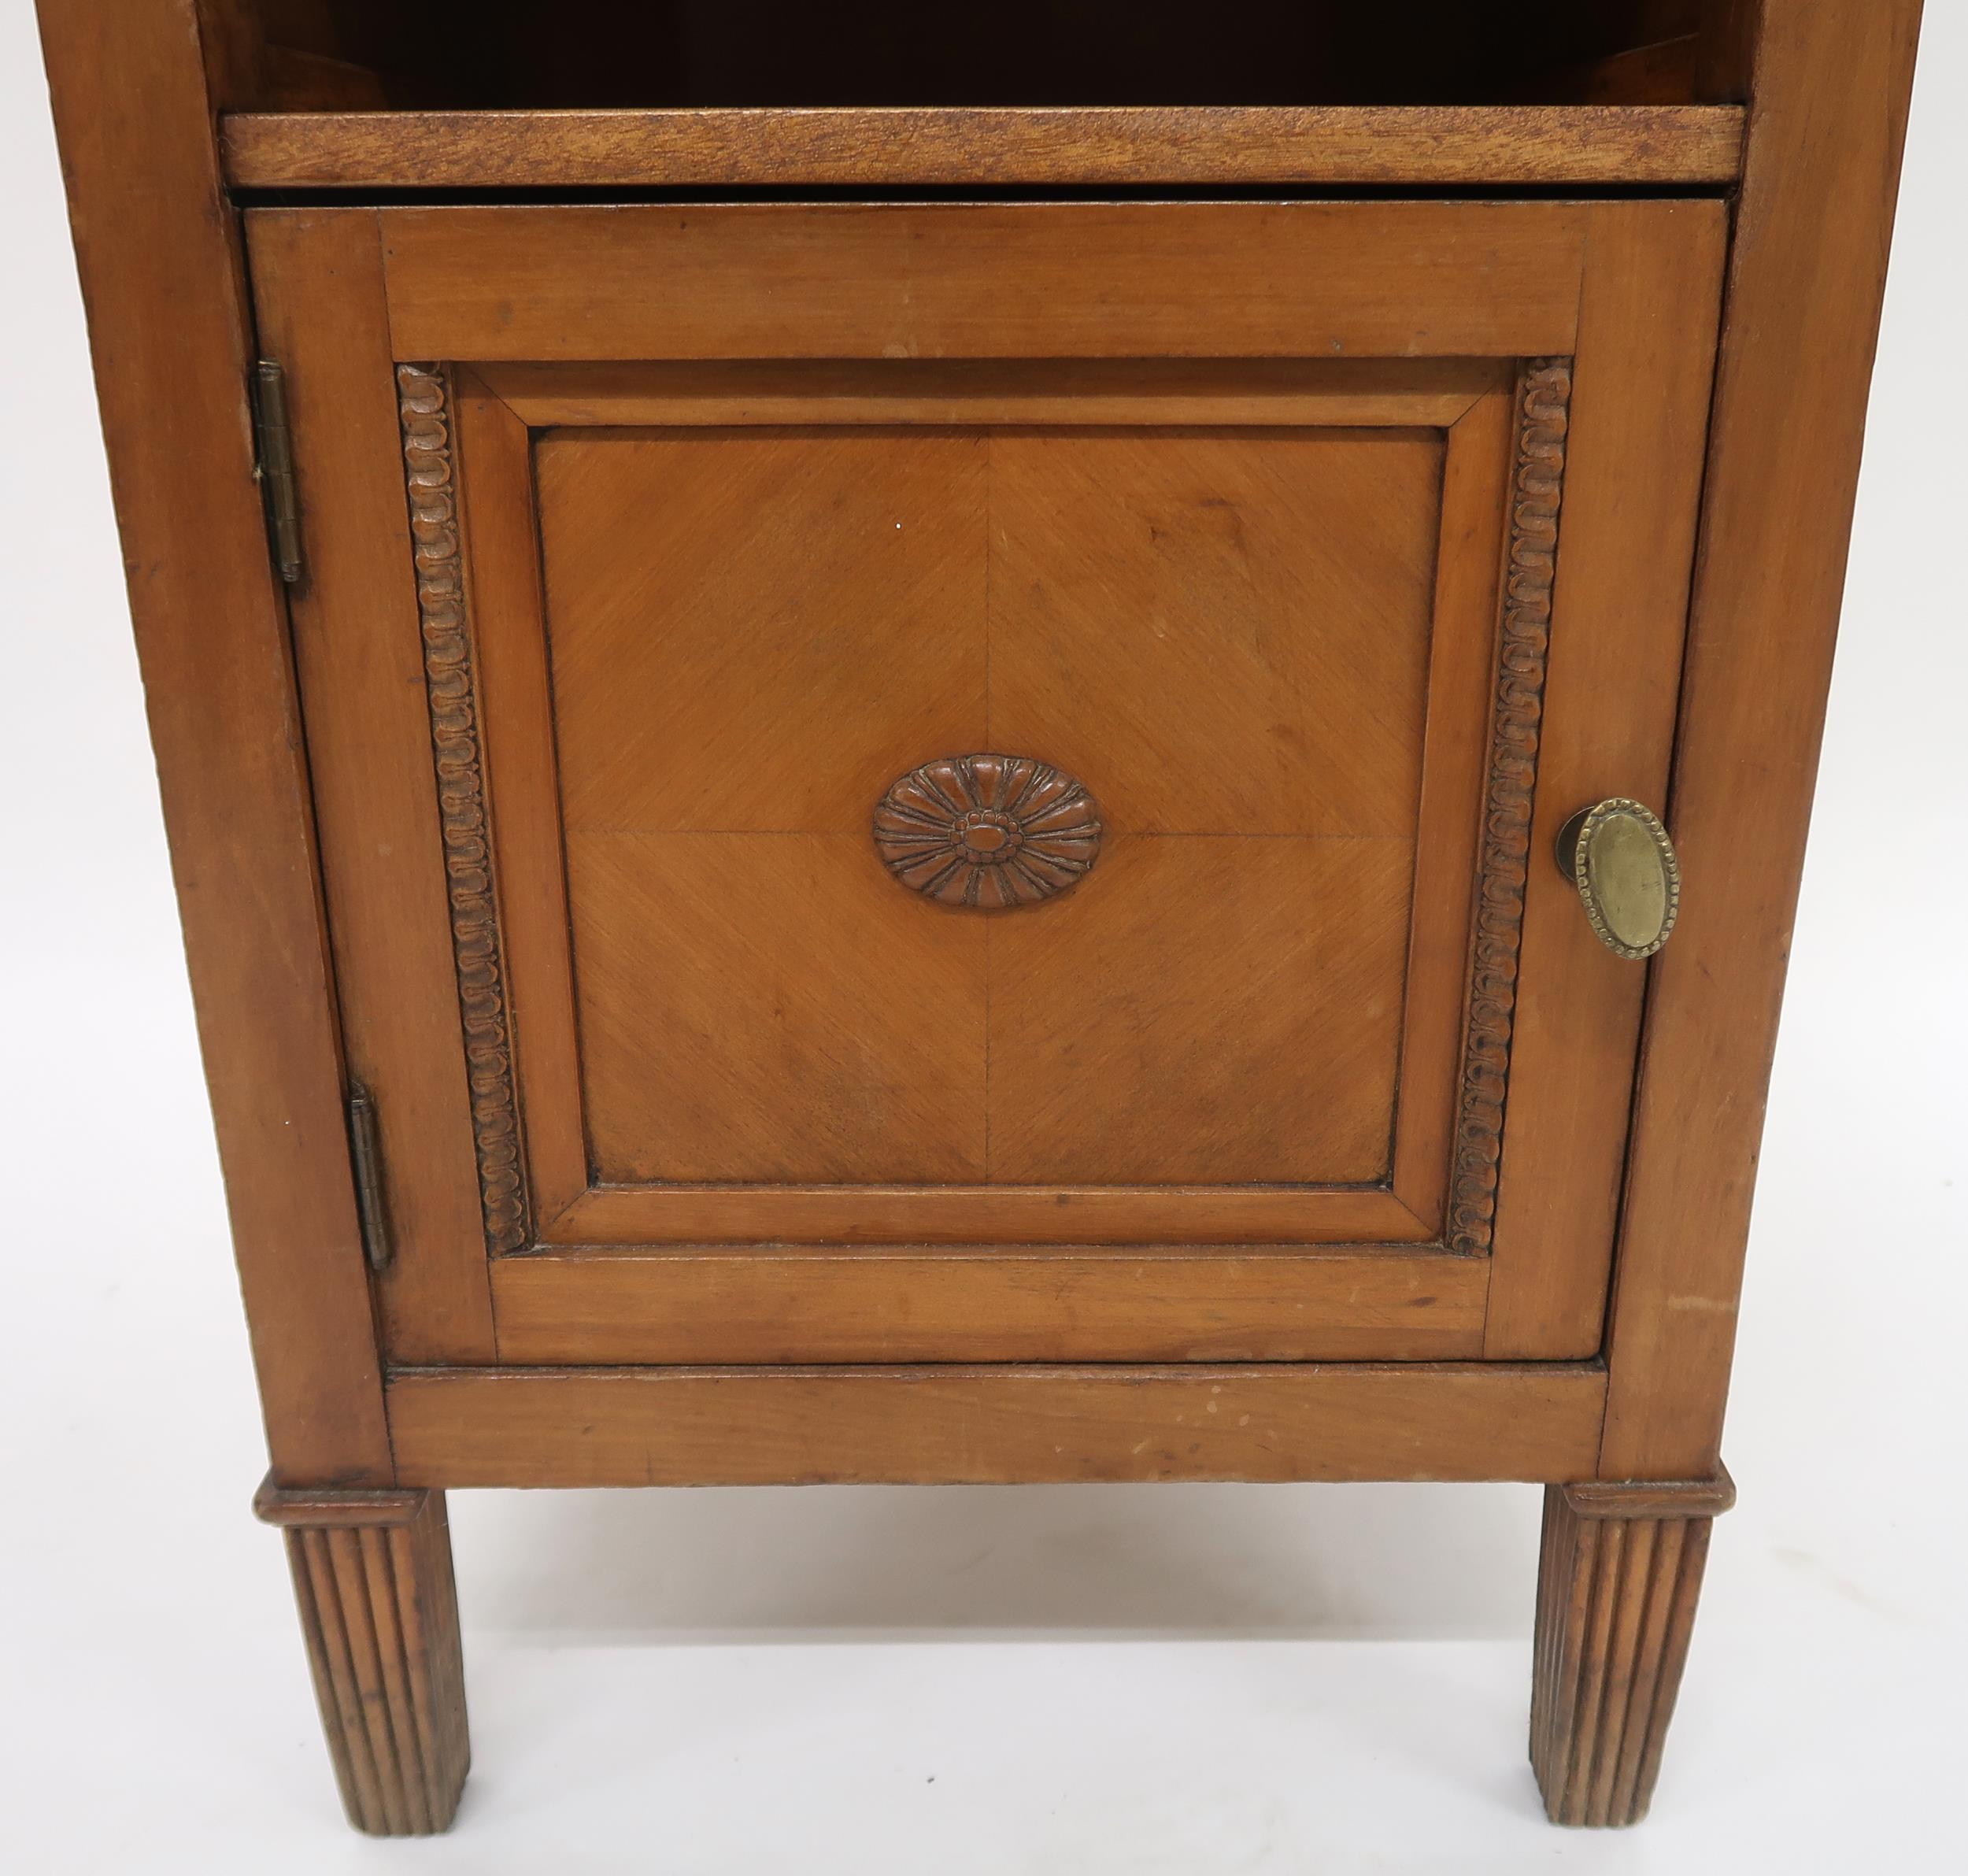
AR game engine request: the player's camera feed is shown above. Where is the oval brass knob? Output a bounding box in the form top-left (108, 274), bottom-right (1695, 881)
top-left (1554, 798), bottom-right (1681, 960)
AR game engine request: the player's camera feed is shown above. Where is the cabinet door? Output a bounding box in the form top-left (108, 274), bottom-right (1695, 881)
top-left (248, 202), bottom-right (1723, 1367)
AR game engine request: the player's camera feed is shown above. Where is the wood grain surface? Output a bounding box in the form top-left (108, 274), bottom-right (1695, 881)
top-left (31, 0), bottom-right (1925, 1841)
top-left (457, 353), bottom-right (1493, 1260)
top-left (536, 424), bottom-right (1438, 1188)
top-left (221, 104), bottom-right (1746, 191)
top-left (1482, 200), bottom-right (1727, 1357)
top-left (1530, 1471), bottom-right (1734, 1825)
top-left (475, 360), bottom-right (1500, 433)
top-left (1600, 0), bottom-right (1926, 1478)
top-left (257, 1482), bottom-right (469, 1836)
top-left (228, 191), bottom-right (1720, 1366)
top-left (34, 1), bottom-right (391, 1481)
top-left (379, 202), bottom-right (1588, 363)
top-left (387, 1362), bottom-right (1609, 1487)
top-left (244, 218), bottom-right (498, 1363)
top-left (490, 1248), bottom-right (1489, 1364)
top-left (450, 379), bottom-right (593, 1231)
top-left (543, 1184), bottom-right (1433, 1249)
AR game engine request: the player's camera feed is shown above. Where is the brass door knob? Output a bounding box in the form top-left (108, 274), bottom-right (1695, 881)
top-left (1554, 798), bottom-right (1681, 960)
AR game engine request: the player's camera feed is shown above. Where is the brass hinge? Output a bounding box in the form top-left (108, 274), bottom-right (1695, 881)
top-left (250, 358), bottom-right (304, 585)
top-left (345, 1084), bottom-right (394, 1273)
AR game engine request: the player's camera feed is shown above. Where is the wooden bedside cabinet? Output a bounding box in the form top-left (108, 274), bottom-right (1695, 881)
top-left (37, 0), bottom-right (1921, 1836)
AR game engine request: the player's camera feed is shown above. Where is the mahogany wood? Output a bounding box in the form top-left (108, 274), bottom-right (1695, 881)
top-left (1482, 199), bottom-right (1726, 1357)
top-left (447, 378), bottom-right (593, 1232)
top-left (871, 754), bottom-right (1104, 912)
top-left (1559, 38), bottom-right (1701, 105)
top-left (236, 201), bottom-right (1715, 1360)
top-left (1530, 1471), bottom-right (1735, 1826)
top-left (537, 420), bottom-right (1438, 1190)
top-left (255, 1481), bottom-right (470, 1836)
top-left (544, 1186), bottom-right (1431, 1249)
top-left (1600, 0), bottom-right (1926, 1478)
top-left (387, 1364), bottom-right (1610, 1489)
top-left (33, 0), bottom-right (390, 1483)
top-left (1390, 383), bottom-right (1515, 1238)
top-left (244, 212), bottom-right (497, 1363)
top-left (1694, 0), bottom-right (1760, 99)
top-left (174, 1), bottom-right (1748, 117)
top-left (376, 203), bottom-right (1589, 363)
top-left (193, 0), bottom-right (271, 109)
top-left (490, 1249), bottom-right (1488, 1365)
top-left (473, 359), bottom-right (1500, 431)
top-left (31, 0), bottom-right (1923, 1840)
top-left (451, 352), bottom-right (1519, 1261)
top-left (397, 364), bottom-right (532, 1260)
top-left (220, 104), bottom-right (1748, 191)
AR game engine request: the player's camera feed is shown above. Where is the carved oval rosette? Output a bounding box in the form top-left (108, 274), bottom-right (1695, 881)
top-left (1448, 357), bottom-right (1573, 1255)
top-left (875, 754), bottom-right (1103, 908)
top-left (398, 364), bottom-right (528, 1255)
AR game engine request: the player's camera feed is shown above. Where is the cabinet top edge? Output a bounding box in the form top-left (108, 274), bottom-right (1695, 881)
top-left (221, 104), bottom-right (1747, 194)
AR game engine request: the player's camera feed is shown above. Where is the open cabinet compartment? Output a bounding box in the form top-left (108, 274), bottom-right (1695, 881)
top-left (231, 0), bottom-right (1742, 112)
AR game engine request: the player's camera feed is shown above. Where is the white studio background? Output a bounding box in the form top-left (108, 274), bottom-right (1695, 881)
top-left (2, 6), bottom-right (1962, 1870)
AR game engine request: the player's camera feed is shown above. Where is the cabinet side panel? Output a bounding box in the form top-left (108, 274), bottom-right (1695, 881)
top-left (1602, 0), bottom-right (1925, 1475)
top-left (33, 0), bottom-right (390, 1479)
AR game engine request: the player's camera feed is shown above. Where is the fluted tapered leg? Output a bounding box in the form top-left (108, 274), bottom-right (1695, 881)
top-left (1530, 1470), bottom-right (1734, 1827)
top-left (255, 1478), bottom-right (470, 1835)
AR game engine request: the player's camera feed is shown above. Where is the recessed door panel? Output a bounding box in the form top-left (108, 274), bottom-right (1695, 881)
top-left (535, 425), bottom-right (1438, 1190)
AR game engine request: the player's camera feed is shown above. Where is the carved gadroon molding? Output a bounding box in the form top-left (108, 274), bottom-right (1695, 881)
top-left (1449, 357), bottom-right (1574, 1255)
top-left (397, 364), bottom-right (528, 1255)
top-left (874, 754), bottom-right (1104, 908)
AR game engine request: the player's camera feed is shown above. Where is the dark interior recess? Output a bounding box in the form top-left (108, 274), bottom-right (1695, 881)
top-left (245, 1), bottom-right (1729, 111)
